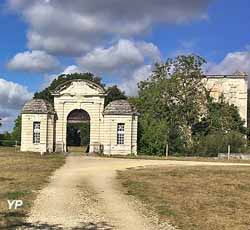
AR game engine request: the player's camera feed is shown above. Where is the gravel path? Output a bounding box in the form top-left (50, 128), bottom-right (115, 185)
top-left (25, 156), bottom-right (250, 230)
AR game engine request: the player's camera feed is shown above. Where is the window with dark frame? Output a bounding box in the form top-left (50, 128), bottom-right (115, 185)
top-left (117, 123), bottom-right (125, 145)
top-left (33, 122), bottom-right (41, 144)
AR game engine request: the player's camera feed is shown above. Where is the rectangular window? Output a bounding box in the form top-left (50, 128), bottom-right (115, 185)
top-left (33, 122), bottom-right (41, 144)
top-left (117, 123), bottom-right (125, 145)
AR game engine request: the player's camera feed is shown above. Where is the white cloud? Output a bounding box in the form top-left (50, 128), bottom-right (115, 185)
top-left (0, 78), bottom-right (33, 133)
top-left (43, 65), bottom-right (82, 88)
top-left (207, 51), bottom-right (250, 75)
top-left (61, 65), bottom-right (82, 75)
top-left (0, 78), bottom-right (33, 109)
top-left (43, 40), bottom-right (160, 95)
top-left (77, 39), bottom-right (161, 74)
top-left (170, 39), bottom-right (198, 57)
top-left (7, 50), bottom-right (60, 73)
top-left (120, 65), bottom-right (153, 96)
top-left (0, 111), bottom-right (18, 134)
top-left (8, 0), bottom-right (211, 56)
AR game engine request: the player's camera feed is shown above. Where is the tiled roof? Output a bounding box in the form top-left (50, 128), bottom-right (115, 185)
top-left (103, 100), bottom-right (138, 115)
top-left (22, 99), bottom-right (55, 114)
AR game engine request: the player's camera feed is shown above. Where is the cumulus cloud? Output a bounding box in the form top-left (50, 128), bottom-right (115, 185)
top-left (43, 65), bottom-right (82, 88)
top-left (42, 40), bottom-right (160, 95)
top-left (169, 39), bottom-right (199, 57)
top-left (77, 39), bottom-right (161, 74)
top-left (0, 78), bottom-right (33, 109)
top-left (7, 50), bottom-right (60, 73)
top-left (207, 51), bottom-right (250, 75)
top-left (8, 0), bottom-right (211, 56)
top-left (120, 65), bottom-right (153, 96)
top-left (61, 65), bottom-right (82, 75)
top-left (0, 78), bottom-right (33, 132)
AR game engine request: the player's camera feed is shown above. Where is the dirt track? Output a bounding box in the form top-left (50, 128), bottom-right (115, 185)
top-left (26, 156), bottom-right (250, 229)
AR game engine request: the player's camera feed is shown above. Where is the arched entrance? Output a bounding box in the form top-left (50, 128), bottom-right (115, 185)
top-left (66, 109), bottom-right (90, 153)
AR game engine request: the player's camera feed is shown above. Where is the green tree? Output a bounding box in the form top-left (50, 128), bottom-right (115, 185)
top-left (193, 131), bottom-right (246, 156)
top-left (167, 55), bottom-right (207, 147)
top-left (192, 95), bottom-right (246, 136)
top-left (34, 73), bottom-right (126, 106)
top-left (0, 132), bottom-right (13, 146)
top-left (136, 55), bottom-right (207, 155)
top-left (191, 95), bottom-right (246, 156)
top-left (67, 123), bottom-right (90, 146)
top-left (105, 85), bottom-right (127, 106)
top-left (12, 115), bottom-right (22, 143)
top-left (34, 73), bottom-right (104, 104)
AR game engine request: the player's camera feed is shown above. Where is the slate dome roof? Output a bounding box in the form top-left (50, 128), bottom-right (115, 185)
top-left (103, 100), bottom-right (138, 115)
top-left (22, 99), bottom-right (54, 114)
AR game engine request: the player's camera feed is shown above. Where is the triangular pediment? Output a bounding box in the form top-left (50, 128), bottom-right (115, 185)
top-left (52, 80), bottom-right (106, 96)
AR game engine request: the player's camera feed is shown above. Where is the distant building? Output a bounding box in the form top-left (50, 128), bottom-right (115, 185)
top-left (205, 71), bottom-right (248, 126)
top-left (21, 79), bottom-right (138, 154)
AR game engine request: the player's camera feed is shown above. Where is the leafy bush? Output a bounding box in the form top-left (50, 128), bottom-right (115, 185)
top-left (138, 116), bottom-right (168, 155)
top-left (193, 131), bottom-right (246, 157)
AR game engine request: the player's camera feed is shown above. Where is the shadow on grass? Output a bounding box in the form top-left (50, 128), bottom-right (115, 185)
top-left (0, 212), bottom-right (113, 229)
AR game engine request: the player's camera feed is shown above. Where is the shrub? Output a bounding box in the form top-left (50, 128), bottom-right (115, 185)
top-left (192, 131), bottom-right (246, 157)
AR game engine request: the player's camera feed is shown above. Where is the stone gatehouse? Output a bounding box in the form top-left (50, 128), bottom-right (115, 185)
top-left (20, 72), bottom-right (248, 154)
top-left (21, 79), bottom-right (138, 155)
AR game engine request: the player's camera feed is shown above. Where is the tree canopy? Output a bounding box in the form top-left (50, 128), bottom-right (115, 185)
top-left (105, 85), bottom-right (127, 106)
top-left (34, 73), bottom-right (127, 106)
top-left (34, 73), bottom-right (104, 104)
top-left (136, 55), bottom-right (207, 154)
top-left (134, 55), bottom-right (246, 155)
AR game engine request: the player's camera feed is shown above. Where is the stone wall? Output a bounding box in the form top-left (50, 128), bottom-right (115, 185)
top-left (102, 114), bottom-right (137, 155)
top-left (21, 113), bottom-right (54, 153)
top-left (53, 80), bottom-right (138, 155)
top-left (205, 74), bottom-right (248, 126)
top-left (218, 153), bottom-right (250, 160)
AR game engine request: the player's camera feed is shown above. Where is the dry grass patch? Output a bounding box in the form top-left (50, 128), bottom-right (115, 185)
top-left (103, 154), bottom-right (250, 164)
top-left (118, 165), bottom-right (250, 230)
top-left (0, 147), bottom-right (65, 228)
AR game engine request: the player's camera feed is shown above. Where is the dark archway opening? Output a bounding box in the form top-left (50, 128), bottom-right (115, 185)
top-left (67, 109), bottom-right (90, 153)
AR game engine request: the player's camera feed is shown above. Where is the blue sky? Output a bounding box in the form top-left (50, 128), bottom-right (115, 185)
top-left (0, 0), bottom-right (250, 132)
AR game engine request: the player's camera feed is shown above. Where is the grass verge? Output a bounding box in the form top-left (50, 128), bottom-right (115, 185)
top-left (101, 154), bottom-right (250, 164)
top-left (0, 147), bottom-right (65, 228)
top-left (118, 165), bottom-right (250, 230)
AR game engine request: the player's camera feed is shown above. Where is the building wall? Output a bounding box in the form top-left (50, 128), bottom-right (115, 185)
top-left (131, 115), bottom-right (138, 155)
top-left (21, 113), bottom-right (53, 153)
top-left (53, 81), bottom-right (105, 152)
top-left (47, 114), bottom-right (55, 152)
top-left (102, 115), bottom-right (136, 155)
top-left (205, 75), bottom-right (248, 126)
top-left (53, 81), bottom-right (138, 155)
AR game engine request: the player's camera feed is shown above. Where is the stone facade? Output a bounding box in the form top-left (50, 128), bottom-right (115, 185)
top-left (21, 100), bottom-right (55, 153)
top-left (21, 80), bottom-right (138, 155)
top-left (205, 73), bottom-right (248, 126)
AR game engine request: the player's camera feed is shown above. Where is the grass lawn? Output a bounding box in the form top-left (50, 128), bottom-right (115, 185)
top-left (118, 165), bottom-right (250, 230)
top-left (0, 147), bottom-right (65, 228)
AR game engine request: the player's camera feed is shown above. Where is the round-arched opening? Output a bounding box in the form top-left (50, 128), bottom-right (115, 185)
top-left (66, 109), bottom-right (90, 153)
